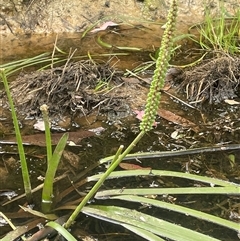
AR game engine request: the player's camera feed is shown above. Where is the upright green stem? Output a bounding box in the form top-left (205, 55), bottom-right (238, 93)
top-left (40, 104), bottom-right (52, 163)
top-left (0, 69), bottom-right (32, 201)
top-left (64, 131), bottom-right (145, 228)
top-left (40, 106), bottom-right (69, 214)
top-left (42, 133), bottom-right (69, 213)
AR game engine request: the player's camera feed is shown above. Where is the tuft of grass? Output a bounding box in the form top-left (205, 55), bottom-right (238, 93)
top-left (190, 8), bottom-right (240, 54)
top-left (94, 79), bottom-right (111, 93)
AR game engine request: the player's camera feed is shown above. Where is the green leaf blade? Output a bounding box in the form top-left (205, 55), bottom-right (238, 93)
top-left (82, 205), bottom-right (221, 241)
top-left (111, 195), bottom-right (240, 232)
top-left (46, 221), bottom-right (77, 241)
top-left (42, 133), bottom-right (69, 213)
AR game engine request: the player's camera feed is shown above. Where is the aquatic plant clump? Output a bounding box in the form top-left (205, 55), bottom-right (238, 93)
top-left (140, 0), bottom-right (178, 132)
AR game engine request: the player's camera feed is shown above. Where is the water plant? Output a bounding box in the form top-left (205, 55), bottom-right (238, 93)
top-left (0, 0), bottom-right (179, 238)
top-left (61, 1), bottom-right (240, 240)
top-left (64, 0), bottom-right (178, 231)
top-left (40, 104), bottom-right (69, 213)
top-left (1, 0), bottom-right (240, 240)
top-left (0, 69), bottom-right (32, 202)
top-left (0, 54), bottom-right (69, 214)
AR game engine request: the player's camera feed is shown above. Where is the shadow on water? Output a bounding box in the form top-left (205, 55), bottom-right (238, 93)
top-left (0, 23), bottom-right (240, 241)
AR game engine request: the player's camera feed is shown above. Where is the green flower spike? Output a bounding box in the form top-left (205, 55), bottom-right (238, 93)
top-left (140, 0), bottom-right (178, 132)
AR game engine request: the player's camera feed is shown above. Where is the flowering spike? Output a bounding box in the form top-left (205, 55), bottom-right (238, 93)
top-left (140, 0), bottom-right (178, 132)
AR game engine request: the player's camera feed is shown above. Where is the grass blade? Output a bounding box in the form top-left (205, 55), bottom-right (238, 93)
top-left (82, 205), bottom-right (221, 241)
top-left (122, 224), bottom-right (166, 241)
top-left (46, 221), bottom-right (77, 241)
top-left (99, 144), bottom-right (240, 164)
top-left (95, 186), bottom-right (239, 198)
top-left (111, 195), bottom-right (240, 231)
top-left (88, 170), bottom-right (239, 187)
top-left (0, 69), bottom-right (32, 201)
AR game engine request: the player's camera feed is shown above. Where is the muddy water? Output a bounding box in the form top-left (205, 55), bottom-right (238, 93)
top-left (0, 25), bottom-right (240, 241)
top-left (0, 24), bottom-right (167, 66)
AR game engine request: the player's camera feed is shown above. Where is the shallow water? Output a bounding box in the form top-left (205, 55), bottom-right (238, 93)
top-left (0, 120), bottom-right (239, 240)
top-left (0, 25), bottom-right (240, 241)
top-left (0, 24), bottom-right (164, 65)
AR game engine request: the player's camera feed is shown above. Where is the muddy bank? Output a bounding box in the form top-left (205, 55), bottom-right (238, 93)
top-left (1, 0), bottom-right (239, 64)
top-left (0, 0), bottom-right (239, 34)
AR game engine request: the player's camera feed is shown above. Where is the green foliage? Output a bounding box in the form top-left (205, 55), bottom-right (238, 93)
top-left (97, 35), bottom-right (142, 51)
top-left (82, 205), bottom-right (223, 241)
top-left (41, 132), bottom-right (69, 213)
top-left (0, 69), bottom-right (32, 202)
top-left (113, 195), bottom-right (239, 231)
top-left (46, 221), bottom-right (77, 241)
top-left (94, 79), bottom-right (111, 93)
top-left (1, 53), bottom-right (59, 76)
top-left (64, 0), bottom-right (179, 231)
top-left (70, 1), bottom-right (239, 240)
top-left (191, 8), bottom-right (240, 54)
top-left (83, 169), bottom-right (240, 240)
top-left (2, 1), bottom-right (239, 240)
top-left (0, 55), bottom-right (69, 214)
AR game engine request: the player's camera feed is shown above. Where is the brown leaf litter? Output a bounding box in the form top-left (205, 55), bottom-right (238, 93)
top-left (6, 59), bottom-right (139, 119)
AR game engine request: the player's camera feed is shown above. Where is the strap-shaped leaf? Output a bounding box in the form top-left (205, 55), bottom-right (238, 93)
top-left (82, 205), bottom-right (221, 241)
top-left (111, 195), bottom-right (240, 231)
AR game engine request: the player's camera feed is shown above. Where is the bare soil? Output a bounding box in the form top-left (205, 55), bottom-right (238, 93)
top-left (0, 0), bottom-right (239, 35)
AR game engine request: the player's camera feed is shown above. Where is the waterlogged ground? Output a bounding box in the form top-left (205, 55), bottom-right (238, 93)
top-left (0, 100), bottom-right (240, 240)
top-left (0, 48), bottom-right (239, 240)
top-left (0, 0), bottom-right (240, 240)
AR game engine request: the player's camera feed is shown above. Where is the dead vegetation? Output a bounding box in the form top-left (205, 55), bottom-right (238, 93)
top-left (7, 60), bottom-right (130, 118)
top-left (178, 55), bottom-right (240, 105)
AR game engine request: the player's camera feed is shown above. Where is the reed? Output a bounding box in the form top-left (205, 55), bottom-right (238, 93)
top-left (0, 69), bottom-right (32, 202)
top-left (40, 104), bottom-right (69, 213)
top-left (0, 54), bottom-right (68, 212)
